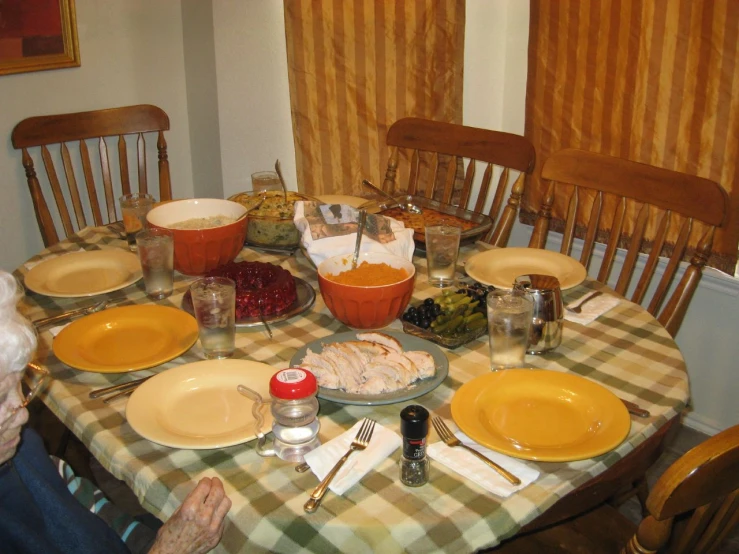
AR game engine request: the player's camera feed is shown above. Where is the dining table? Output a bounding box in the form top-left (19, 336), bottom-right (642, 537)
top-left (15, 225), bottom-right (689, 554)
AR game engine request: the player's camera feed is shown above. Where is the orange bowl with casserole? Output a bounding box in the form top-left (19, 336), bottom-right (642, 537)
top-left (146, 198), bottom-right (247, 276)
top-left (317, 252), bottom-right (416, 330)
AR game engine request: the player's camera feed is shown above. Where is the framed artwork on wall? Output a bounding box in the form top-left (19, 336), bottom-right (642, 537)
top-left (0, 0), bottom-right (80, 77)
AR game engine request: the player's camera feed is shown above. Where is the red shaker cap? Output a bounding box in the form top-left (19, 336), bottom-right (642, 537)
top-left (269, 368), bottom-right (317, 399)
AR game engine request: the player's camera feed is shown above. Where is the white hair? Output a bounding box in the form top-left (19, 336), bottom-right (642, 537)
top-left (0, 271), bottom-right (37, 375)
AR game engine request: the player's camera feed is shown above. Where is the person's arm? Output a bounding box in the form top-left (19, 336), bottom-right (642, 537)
top-left (148, 476), bottom-right (232, 554)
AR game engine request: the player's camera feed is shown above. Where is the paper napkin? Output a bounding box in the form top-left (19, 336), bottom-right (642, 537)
top-left (303, 420), bottom-right (402, 495)
top-left (564, 292), bottom-right (621, 325)
top-left (427, 430), bottom-right (539, 497)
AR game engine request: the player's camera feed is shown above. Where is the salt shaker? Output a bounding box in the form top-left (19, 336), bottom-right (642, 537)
top-left (269, 368), bottom-right (321, 462)
top-left (399, 404), bottom-right (430, 486)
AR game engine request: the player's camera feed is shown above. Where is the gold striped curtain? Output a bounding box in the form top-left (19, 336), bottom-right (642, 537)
top-left (283, 0), bottom-right (465, 197)
top-left (522, 0), bottom-right (739, 273)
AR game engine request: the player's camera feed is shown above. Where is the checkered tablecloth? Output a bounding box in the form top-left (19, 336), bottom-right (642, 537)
top-left (15, 226), bottom-right (688, 553)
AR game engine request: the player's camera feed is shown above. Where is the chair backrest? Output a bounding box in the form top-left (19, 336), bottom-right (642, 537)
top-left (625, 424), bottom-right (739, 554)
top-left (382, 117), bottom-right (536, 247)
top-left (528, 148), bottom-right (728, 337)
top-left (11, 104), bottom-right (172, 247)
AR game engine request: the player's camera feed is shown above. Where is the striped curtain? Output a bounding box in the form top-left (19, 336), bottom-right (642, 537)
top-left (522, 0), bottom-right (739, 273)
top-left (283, 0), bottom-right (465, 197)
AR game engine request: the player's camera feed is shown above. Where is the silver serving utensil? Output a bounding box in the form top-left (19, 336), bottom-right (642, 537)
top-left (33, 300), bottom-right (109, 329)
top-left (432, 416), bottom-right (521, 485)
top-left (304, 418), bottom-right (375, 513)
top-left (352, 208), bottom-right (367, 269)
top-left (258, 298), bottom-right (273, 339)
top-left (361, 179), bottom-right (422, 214)
top-left (89, 375), bottom-right (151, 399)
top-left (275, 159), bottom-right (289, 204)
top-left (566, 290), bottom-right (604, 314)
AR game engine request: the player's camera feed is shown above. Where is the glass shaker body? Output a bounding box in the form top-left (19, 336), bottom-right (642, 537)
top-left (399, 404), bottom-right (430, 486)
top-left (269, 368), bottom-right (321, 462)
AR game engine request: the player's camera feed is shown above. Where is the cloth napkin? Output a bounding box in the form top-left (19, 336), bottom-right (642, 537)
top-left (564, 291), bottom-right (621, 325)
top-left (303, 420), bottom-right (401, 495)
top-left (294, 201), bottom-right (415, 267)
top-left (427, 430), bottom-right (539, 497)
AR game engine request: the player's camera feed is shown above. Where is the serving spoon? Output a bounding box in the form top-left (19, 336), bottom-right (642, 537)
top-left (352, 208), bottom-right (367, 269)
top-left (361, 179), bottom-right (422, 214)
top-left (275, 159), bottom-right (289, 204)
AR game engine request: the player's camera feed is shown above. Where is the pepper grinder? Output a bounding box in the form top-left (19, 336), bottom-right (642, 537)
top-left (399, 404), bottom-right (430, 487)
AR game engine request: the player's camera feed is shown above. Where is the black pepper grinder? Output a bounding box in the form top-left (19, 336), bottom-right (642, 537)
top-left (399, 405), bottom-right (430, 487)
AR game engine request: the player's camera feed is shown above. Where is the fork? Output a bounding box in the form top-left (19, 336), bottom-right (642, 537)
top-left (565, 290), bottom-right (604, 314)
top-left (432, 417), bottom-right (521, 486)
top-left (304, 418), bottom-right (376, 513)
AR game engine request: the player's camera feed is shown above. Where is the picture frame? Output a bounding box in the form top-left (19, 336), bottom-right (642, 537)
top-left (0, 0), bottom-right (80, 77)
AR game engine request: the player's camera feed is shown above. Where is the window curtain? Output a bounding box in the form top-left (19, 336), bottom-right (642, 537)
top-left (522, 0), bottom-right (739, 274)
top-left (283, 0), bottom-right (465, 197)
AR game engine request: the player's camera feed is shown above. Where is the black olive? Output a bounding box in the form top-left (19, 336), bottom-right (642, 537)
top-left (419, 318), bottom-right (431, 329)
top-left (424, 297), bottom-right (435, 307)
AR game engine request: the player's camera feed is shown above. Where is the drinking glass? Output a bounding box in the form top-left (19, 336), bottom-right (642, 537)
top-left (120, 192), bottom-right (155, 251)
top-left (251, 171), bottom-right (282, 193)
top-left (425, 225), bottom-right (462, 287)
top-left (136, 228), bottom-right (174, 300)
top-left (487, 289), bottom-right (534, 371)
top-left (190, 277), bottom-right (236, 359)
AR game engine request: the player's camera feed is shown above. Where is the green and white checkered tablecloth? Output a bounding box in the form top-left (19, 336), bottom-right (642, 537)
top-left (15, 226), bottom-right (688, 553)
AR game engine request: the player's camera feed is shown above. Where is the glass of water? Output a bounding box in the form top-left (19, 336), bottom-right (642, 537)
top-left (487, 289), bottom-right (534, 371)
top-left (190, 277), bottom-right (236, 359)
top-left (136, 228), bottom-right (174, 300)
top-left (425, 225), bottom-right (462, 288)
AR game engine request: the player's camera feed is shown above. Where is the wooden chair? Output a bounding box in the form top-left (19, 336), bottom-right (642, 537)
top-left (491, 424), bottom-right (739, 553)
top-left (528, 148), bottom-right (729, 338)
top-left (12, 104), bottom-right (172, 247)
top-left (382, 117), bottom-right (536, 247)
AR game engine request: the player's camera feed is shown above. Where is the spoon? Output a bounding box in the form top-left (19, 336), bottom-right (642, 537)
top-left (274, 159), bottom-right (289, 205)
top-left (258, 298), bottom-right (273, 339)
top-left (236, 195), bottom-right (265, 222)
top-left (352, 208), bottom-right (367, 269)
top-left (361, 179), bottom-right (422, 214)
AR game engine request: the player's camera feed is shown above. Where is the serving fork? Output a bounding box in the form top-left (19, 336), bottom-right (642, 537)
top-left (432, 416), bottom-right (521, 486)
top-left (304, 418), bottom-right (375, 513)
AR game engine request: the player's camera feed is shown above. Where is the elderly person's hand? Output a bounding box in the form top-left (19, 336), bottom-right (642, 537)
top-left (0, 371), bottom-right (29, 466)
top-left (148, 476), bottom-right (232, 554)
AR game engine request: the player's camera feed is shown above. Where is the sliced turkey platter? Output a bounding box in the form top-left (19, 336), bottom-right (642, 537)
top-left (299, 332), bottom-right (436, 394)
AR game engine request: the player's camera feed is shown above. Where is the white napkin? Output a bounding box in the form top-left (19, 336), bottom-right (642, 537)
top-left (427, 430), bottom-right (539, 497)
top-left (294, 201), bottom-right (415, 267)
top-left (564, 291), bottom-right (621, 325)
top-left (303, 421), bottom-right (401, 495)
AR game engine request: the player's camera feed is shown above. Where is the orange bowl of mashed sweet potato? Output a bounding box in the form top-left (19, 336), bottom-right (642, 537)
top-left (317, 252), bottom-right (416, 330)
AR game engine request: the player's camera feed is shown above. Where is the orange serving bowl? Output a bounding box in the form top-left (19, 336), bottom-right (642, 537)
top-left (317, 252), bottom-right (416, 330)
top-left (146, 198), bottom-right (247, 276)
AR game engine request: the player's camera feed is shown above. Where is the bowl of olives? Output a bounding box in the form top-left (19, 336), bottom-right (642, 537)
top-left (401, 283), bottom-right (495, 349)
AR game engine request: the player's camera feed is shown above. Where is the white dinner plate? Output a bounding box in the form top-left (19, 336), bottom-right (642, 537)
top-left (290, 331), bottom-right (449, 406)
top-left (126, 359), bottom-right (277, 449)
top-left (465, 247), bottom-right (587, 290)
top-left (25, 250), bottom-right (142, 297)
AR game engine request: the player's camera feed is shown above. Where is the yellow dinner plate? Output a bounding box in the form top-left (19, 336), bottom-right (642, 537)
top-left (126, 359), bottom-right (277, 449)
top-left (451, 369), bottom-right (630, 461)
top-left (465, 247), bottom-right (587, 290)
top-left (53, 305), bottom-right (198, 373)
top-left (25, 250), bottom-right (142, 297)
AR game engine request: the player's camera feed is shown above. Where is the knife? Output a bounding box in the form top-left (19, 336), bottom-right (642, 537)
top-left (32, 300), bottom-right (109, 329)
top-left (621, 399), bottom-right (651, 418)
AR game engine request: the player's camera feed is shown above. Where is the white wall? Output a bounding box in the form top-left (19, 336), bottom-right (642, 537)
top-left (0, 0), bottom-right (195, 271)
top-left (1, 0), bottom-right (735, 432)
